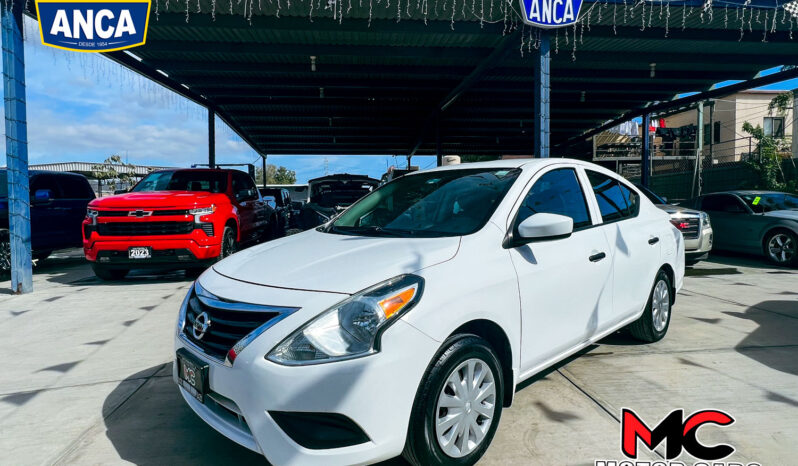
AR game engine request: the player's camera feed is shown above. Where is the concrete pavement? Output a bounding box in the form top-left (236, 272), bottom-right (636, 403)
top-left (0, 250), bottom-right (796, 465)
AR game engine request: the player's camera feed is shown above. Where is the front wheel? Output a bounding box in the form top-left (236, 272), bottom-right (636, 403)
top-left (403, 335), bottom-right (504, 466)
top-left (627, 269), bottom-right (672, 342)
top-left (219, 226), bottom-right (237, 260)
top-left (764, 229), bottom-right (797, 267)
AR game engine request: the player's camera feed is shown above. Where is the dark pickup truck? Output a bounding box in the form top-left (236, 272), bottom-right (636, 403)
top-left (0, 170), bottom-right (95, 271)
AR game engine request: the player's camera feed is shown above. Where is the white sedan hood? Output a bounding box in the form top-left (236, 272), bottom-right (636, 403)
top-left (212, 229), bottom-right (461, 294)
top-left (763, 210), bottom-right (798, 221)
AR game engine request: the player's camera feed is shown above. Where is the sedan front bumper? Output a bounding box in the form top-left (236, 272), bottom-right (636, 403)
top-left (173, 271), bottom-right (441, 466)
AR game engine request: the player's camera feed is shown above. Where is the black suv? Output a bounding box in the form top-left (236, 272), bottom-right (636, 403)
top-left (0, 170), bottom-right (95, 271)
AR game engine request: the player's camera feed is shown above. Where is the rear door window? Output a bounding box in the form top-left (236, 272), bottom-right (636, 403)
top-left (586, 171), bottom-right (630, 222)
top-left (700, 194), bottom-right (746, 213)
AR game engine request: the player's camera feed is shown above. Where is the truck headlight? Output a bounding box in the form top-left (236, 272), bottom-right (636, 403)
top-left (700, 211), bottom-right (711, 228)
top-left (267, 274), bottom-right (424, 365)
top-left (86, 208), bottom-right (99, 224)
top-left (190, 205), bottom-right (215, 222)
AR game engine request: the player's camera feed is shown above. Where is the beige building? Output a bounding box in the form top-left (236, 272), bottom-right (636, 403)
top-left (662, 90), bottom-right (796, 163)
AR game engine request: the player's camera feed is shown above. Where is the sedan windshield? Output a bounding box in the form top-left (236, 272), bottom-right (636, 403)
top-left (132, 170), bottom-right (227, 193)
top-left (328, 168), bottom-right (521, 237)
top-left (740, 193), bottom-right (798, 213)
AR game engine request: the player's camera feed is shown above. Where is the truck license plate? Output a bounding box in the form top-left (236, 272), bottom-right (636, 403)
top-left (128, 247), bottom-right (151, 259)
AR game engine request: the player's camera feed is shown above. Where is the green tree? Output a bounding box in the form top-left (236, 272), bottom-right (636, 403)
top-left (91, 155), bottom-right (136, 194)
top-left (255, 164), bottom-right (297, 185)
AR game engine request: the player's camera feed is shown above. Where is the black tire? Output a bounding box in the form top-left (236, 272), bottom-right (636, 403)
top-left (763, 229), bottom-right (798, 267)
top-left (403, 335), bottom-right (504, 466)
top-left (92, 264), bottom-right (129, 281)
top-left (0, 229), bottom-right (10, 275)
top-left (628, 269), bottom-right (672, 342)
top-left (219, 225), bottom-right (237, 260)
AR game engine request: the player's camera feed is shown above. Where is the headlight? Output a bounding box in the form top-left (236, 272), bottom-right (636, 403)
top-left (86, 208), bottom-right (99, 224)
top-left (189, 205), bottom-right (215, 216)
top-left (190, 205), bottom-right (215, 222)
top-left (700, 211), bottom-right (711, 227)
top-left (267, 274), bottom-right (424, 365)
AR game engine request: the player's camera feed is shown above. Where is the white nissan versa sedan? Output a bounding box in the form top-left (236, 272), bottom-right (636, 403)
top-left (174, 159), bottom-right (684, 466)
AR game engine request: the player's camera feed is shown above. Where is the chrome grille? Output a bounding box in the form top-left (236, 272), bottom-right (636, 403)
top-left (181, 282), bottom-right (299, 362)
top-left (670, 215), bottom-right (700, 239)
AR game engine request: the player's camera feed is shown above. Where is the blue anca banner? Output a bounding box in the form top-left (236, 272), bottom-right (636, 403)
top-left (518, 0), bottom-right (583, 28)
top-left (35, 0), bottom-right (151, 52)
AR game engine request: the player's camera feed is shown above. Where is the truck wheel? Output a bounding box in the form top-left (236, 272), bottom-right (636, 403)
top-left (220, 226), bottom-right (237, 260)
top-left (92, 264), bottom-right (128, 281)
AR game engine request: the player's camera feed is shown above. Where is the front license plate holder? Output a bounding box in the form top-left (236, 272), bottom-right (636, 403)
top-left (176, 348), bottom-right (209, 403)
top-left (128, 247), bottom-right (152, 259)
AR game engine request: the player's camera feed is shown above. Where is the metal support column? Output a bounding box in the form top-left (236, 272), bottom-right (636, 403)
top-left (435, 117), bottom-right (442, 166)
top-left (261, 154), bottom-right (267, 186)
top-left (641, 114), bottom-right (651, 187)
top-left (208, 109), bottom-right (215, 168)
top-left (533, 32), bottom-right (550, 158)
top-left (691, 102), bottom-right (704, 198)
top-left (2, 0), bottom-right (32, 293)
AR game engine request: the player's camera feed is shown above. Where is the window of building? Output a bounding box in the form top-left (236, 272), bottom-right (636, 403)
top-left (714, 121), bottom-right (721, 143)
top-left (764, 117), bottom-right (785, 138)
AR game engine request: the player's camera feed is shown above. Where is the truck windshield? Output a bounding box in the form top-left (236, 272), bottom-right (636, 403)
top-left (132, 171), bottom-right (227, 193)
top-left (328, 168), bottom-right (521, 238)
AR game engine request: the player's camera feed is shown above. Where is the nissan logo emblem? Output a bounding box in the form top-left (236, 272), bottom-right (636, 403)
top-left (192, 312), bottom-right (211, 340)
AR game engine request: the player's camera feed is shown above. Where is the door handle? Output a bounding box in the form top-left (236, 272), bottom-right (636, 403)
top-left (589, 252), bottom-right (606, 262)
top-left (648, 236), bottom-right (660, 245)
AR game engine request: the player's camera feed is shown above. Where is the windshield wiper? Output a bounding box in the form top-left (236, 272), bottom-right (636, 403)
top-left (327, 225), bottom-right (410, 237)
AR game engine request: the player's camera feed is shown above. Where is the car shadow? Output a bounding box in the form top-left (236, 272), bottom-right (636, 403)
top-left (707, 250), bottom-right (795, 271)
top-left (722, 301), bottom-right (798, 377)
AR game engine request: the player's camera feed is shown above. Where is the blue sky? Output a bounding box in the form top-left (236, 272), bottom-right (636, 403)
top-left (3, 17), bottom-right (796, 183)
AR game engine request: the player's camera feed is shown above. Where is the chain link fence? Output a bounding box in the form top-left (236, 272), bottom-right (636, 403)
top-left (595, 133), bottom-right (797, 203)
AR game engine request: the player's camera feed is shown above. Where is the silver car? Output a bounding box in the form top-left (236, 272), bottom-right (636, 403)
top-left (684, 191), bottom-right (798, 267)
top-left (636, 184), bottom-right (713, 265)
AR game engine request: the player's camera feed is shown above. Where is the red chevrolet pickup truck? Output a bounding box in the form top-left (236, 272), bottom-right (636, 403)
top-left (83, 168), bottom-right (272, 280)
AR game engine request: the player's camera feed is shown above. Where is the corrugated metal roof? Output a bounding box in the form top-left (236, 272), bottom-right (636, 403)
top-left (43, 2), bottom-right (796, 156)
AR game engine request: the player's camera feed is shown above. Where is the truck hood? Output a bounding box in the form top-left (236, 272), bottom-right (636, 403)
top-left (762, 210), bottom-right (798, 221)
top-left (212, 229), bottom-right (461, 294)
top-left (88, 191), bottom-right (226, 209)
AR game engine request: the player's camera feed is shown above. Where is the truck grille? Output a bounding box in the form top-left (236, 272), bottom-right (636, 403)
top-left (670, 216), bottom-right (700, 239)
top-left (182, 283), bottom-right (299, 361)
top-left (98, 209), bottom-right (190, 217)
top-left (97, 221), bottom-right (194, 236)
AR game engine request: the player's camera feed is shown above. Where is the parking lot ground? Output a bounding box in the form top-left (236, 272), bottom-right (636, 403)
top-left (0, 250), bottom-right (796, 465)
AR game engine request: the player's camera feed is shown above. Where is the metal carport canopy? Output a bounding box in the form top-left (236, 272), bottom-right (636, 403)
top-left (33, 1), bottom-right (798, 156)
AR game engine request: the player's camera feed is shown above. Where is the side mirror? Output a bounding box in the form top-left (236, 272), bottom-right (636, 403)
top-left (661, 195), bottom-right (668, 203)
top-left (33, 189), bottom-right (53, 204)
top-left (516, 213), bottom-right (573, 243)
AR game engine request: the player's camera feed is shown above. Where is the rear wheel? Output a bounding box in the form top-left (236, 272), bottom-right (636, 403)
top-left (92, 264), bottom-right (128, 281)
top-left (764, 229), bottom-right (797, 267)
top-left (627, 269), bottom-right (672, 342)
top-left (403, 335), bottom-right (503, 466)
